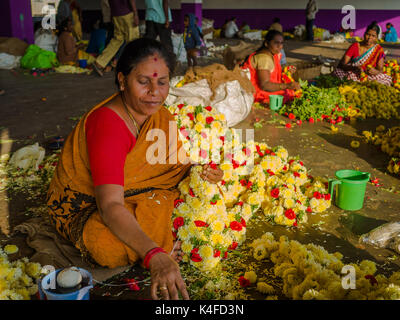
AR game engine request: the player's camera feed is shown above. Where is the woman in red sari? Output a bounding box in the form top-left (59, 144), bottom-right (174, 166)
top-left (241, 30), bottom-right (300, 104)
top-left (334, 23), bottom-right (392, 86)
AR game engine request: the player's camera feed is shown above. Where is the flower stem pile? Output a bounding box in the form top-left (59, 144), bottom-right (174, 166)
top-left (279, 79), bottom-right (358, 123)
top-left (167, 103), bottom-right (331, 271)
top-left (339, 81), bottom-right (400, 119)
top-left (248, 232), bottom-right (400, 300)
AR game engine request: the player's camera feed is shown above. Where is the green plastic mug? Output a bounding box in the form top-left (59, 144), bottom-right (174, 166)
top-left (328, 170), bottom-right (370, 211)
top-left (269, 95), bottom-right (284, 111)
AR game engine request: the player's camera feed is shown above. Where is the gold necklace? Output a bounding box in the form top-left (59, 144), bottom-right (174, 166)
top-left (121, 93), bottom-right (140, 136)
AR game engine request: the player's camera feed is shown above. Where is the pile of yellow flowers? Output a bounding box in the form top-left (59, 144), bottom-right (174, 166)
top-left (388, 158), bottom-right (400, 177)
top-left (362, 125), bottom-right (400, 158)
top-left (167, 103), bottom-right (331, 271)
top-left (383, 59), bottom-right (400, 91)
top-left (0, 245), bottom-right (42, 300)
top-left (339, 81), bottom-right (400, 119)
top-left (249, 232), bottom-right (400, 300)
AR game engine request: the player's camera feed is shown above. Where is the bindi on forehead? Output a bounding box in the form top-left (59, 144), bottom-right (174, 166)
top-left (153, 72), bottom-right (158, 77)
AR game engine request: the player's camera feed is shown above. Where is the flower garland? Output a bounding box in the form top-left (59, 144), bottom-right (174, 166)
top-left (247, 232), bottom-right (400, 300)
top-left (167, 103), bottom-right (332, 271)
top-left (0, 245), bottom-right (42, 300)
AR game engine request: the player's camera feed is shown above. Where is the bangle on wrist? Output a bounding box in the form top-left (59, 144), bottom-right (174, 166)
top-left (143, 247), bottom-right (167, 269)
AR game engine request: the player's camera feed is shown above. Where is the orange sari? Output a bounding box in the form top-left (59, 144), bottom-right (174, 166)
top-left (241, 51), bottom-right (295, 104)
top-left (47, 94), bottom-right (191, 268)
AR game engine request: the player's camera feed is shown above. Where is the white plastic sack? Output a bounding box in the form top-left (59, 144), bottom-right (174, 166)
top-left (167, 78), bottom-right (253, 127)
top-left (294, 25), bottom-right (306, 38)
top-left (243, 30), bottom-right (262, 41)
top-left (202, 18), bottom-right (214, 31)
top-left (34, 30), bottom-right (58, 52)
top-left (0, 53), bottom-right (21, 70)
top-left (171, 32), bottom-right (187, 62)
top-left (8, 143), bottom-right (45, 171)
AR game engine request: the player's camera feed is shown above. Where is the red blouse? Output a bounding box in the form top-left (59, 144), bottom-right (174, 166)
top-left (85, 107), bottom-right (136, 187)
top-left (344, 42), bottom-right (360, 59)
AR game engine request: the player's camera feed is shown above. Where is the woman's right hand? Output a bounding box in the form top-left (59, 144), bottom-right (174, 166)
top-left (149, 252), bottom-right (190, 300)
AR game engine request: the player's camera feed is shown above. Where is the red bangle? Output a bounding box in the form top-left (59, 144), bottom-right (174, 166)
top-left (143, 247), bottom-right (167, 269)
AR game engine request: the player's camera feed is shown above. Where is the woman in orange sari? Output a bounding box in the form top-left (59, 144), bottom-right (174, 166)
top-left (334, 23), bottom-right (392, 86)
top-left (47, 38), bottom-right (222, 300)
top-left (241, 30), bottom-right (300, 105)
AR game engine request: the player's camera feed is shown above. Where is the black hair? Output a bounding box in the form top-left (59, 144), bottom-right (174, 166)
top-left (386, 22), bottom-right (393, 27)
top-left (366, 22), bottom-right (380, 37)
top-left (57, 18), bottom-right (71, 35)
top-left (115, 38), bottom-right (176, 90)
top-left (241, 30), bottom-right (283, 67)
top-left (273, 17), bottom-right (280, 23)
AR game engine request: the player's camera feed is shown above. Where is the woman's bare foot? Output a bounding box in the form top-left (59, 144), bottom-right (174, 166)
top-left (171, 240), bottom-right (184, 263)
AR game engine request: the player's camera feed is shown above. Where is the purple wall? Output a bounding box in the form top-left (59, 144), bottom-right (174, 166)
top-left (0, 0), bottom-right (34, 43)
top-left (199, 9), bottom-right (400, 38)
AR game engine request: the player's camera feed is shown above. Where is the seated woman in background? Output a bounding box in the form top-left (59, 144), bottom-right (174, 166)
top-left (183, 14), bottom-right (202, 68)
top-left (57, 19), bottom-right (95, 66)
top-left (241, 30), bottom-right (300, 104)
top-left (333, 23), bottom-right (392, 86)
top-left (384, 23), bottom-right (398, 43)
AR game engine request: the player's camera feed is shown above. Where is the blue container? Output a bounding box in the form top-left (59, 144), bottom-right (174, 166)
top-left (78, 59), bottom-right (87, 68)
top-left (39, 268), bottom-right (93, 300)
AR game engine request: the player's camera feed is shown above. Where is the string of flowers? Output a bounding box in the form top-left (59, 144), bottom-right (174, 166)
top-left (246, 232), bottom-right (400, 300)
top-left (166, 103), bottom-right (332, 271)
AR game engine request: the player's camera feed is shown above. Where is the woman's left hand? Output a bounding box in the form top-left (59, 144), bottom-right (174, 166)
top-left (200, 164), bottom-right (224, 184)
top-left (367, 67), bottom-right (380, 76)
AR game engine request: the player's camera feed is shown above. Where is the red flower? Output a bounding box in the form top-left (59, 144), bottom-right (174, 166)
top-left (194, 220), bottom-right (208, 227)
top-left (270, 188), bottom-right (280, 198)
top-left (172, 231), bottom-right (177, 239)
top-left (206, 116), bottom-right (214, 124)
top-left (214, 250), bottom-right (221, 258)
top-left (209, 161), bottom-right (217, 170)
top-left (299, 161), bottom-right (304, 166)
top-left (240, 218), bottom-right (246, 228)
top-left (180, 127), bottom-right (189, 137)
top-left (293, 172), bottom-right (300, 177)
top-left (219, 136), bottom-right (225, 143)
top-left (177, 104), bottom-right (184, 109)
top-left (289, 159), bottom-right (295, 165)
top-left (229, 241), bottom-right (238, 250)
top-left (223, 251), bottom-right (228, 259)
top-left (285, 123), bottom-right (292, 129)
top-left (324, 194), bottom-right (331, 201)
top-left (246, 181), bottom-right (253, 189)
top-left (174, 199), bottom-right (184, 208)
top-left (236, 201), bottom-right (244, 206)
top-left (190, 248), bottom-right (202, 262)
top-left (238, 276), bottom-right (251, 288)
top-left (232, 159), bottom-right (240, 169)
top-left (285, 209), bottom-right (296, 220)
top-left (124, 278), bottom-right (140, 291)
top-left (296, 120), bottom-right (302, 125)
top-left (205, 106), bottom-right (212, 111)
top-left (337, 116), bottom-right (343, 123)
top-left (293, 221), bottom-right (298, 227)
top-left (240, 179), bottom-right (248, 186)
top-left (283, 165), bottom-right (288, 171)
top-left (187, 113), bottom-right (194, 121)
top-left (210, 200), bottom-right (217, 205)
top-left (221, 180), bottom-right (226, 185)
top-left (243, 147), bottom-right (251, 156)
top-left (189, 188), bottom-right (196, 197)
top-left (266, 169), bottom-right (275, 176)
top-left (199, 149), bottom-right (208, 159)
top-left (257, 151), bottom-right (264, 157)
top-left (230, 221), bottom-right (243, 231)
top-left (309, 117), bottom-right (315, 123)
top-left (306, 207), bottom-right (312, 213)
top-left (313, 191), bottom-right (322, 199)
top-left (288, 113), bottom-right (295, 120)
top-left (365, 275), bottom-right (378, 286)
top-left (330, 119), bottom-right (336, 124)
top-left (173, 217), bottom-right (184, 230)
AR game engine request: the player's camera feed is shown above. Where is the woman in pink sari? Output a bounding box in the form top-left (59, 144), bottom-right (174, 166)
top-left (334, 23), bottom-right (392, 86)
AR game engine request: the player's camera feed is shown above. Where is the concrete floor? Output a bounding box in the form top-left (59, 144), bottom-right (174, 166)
top-left (0, 39), bottom-right (400, 299)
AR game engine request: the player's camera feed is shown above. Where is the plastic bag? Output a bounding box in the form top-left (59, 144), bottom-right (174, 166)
top-left (359, 221), bottom-right (400, 253)
top-left (171, 33), bottom-right (187, 63)
top-left (34, 30), bottom-right (58, 53)
top-left (20, 44), bottom-right (58, 70)
top-left (0, 53), bottom-right (21, 69)
top-left (8, 143), bottom-right (45, 171)
top-left (243, 30), bottom-right (262, 41)
top-left (167, 78), bottom-right (253, 127)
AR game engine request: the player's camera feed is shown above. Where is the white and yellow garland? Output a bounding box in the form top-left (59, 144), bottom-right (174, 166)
top-left (166, 103), bottom-right (332, 271)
